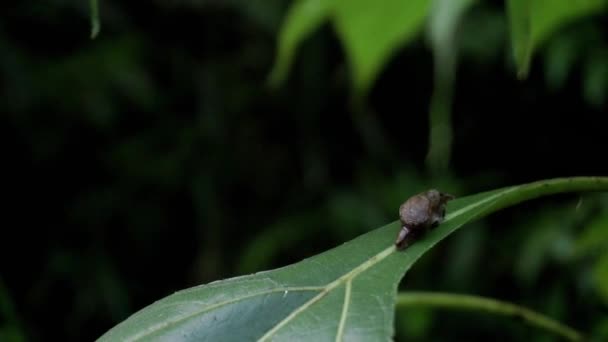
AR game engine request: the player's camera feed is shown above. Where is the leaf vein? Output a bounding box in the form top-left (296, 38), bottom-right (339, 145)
top-left (126, 286), bottom-right (323, 341)
top-left (335, 280), bottom-right (352, 342)
top-left (256, 185), bottom-right (517, 340)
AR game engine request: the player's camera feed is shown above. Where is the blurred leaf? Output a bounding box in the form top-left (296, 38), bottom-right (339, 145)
top-left (459, 7), bottom-right (506, 65)
top-left (0, 328), bottom-right (25, 342)
top-left (515, 206), bottom-right (579, 285)
top-left (516, 216), bottom-right (564, 285)
top-left (425, 0), bottom-right (475, 172)
top-left (0, 278), bottom-right (25, 342)
top-left (507, 0), bottom-right (607, 78)
top-left (328, 191), bottom-right (384, 238)
top-left (428, 0), bottom-right (475, 50)
top-left (35, 37), bottom-right (156, 128)
top-left (333, 0), bottom-right (430, 96)
top-left (583, 49), bottom-right (608, 108)
top-left (99, 177), bottom-right (608, 341)
top-left (591, 316), bottom-right (608, 341)
top-left (375, 169), bottom-right (426, 212)
top-left (594, 252), bottom-right (608, 305)
top-left (229, 0), bottom-right (285, 33)
top-left (236, 212), bottom-right (325, 274)
top-left (270, 0), bottom-right (430, 95)
top-left (268, 0), bottom-right (334, 86)
top-left (443, 223), bottom-right (485, 289)
top-left (90, 0), bottom-right (100, 39)
top-left (506, 0), bottom-right (533, 77)
top-left (544, 33), bottom-right (579, 90)
top-left (395, 306), bottom-right (433, 339)
top-left (575, 212), bottom-right (608, 256)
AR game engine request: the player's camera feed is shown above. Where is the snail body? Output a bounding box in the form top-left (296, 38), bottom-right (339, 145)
top-left (395, 189), bottom-right (454, 250)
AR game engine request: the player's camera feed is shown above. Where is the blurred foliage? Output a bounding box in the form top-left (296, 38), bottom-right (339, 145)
top-left (507, 0), bottom-right (607, 78)
top-left (0, 0), bottom-right (607, 341)
top-left (270, 0), bottom-right (430, 96)
top-left (425, 0), bottom-right (475, 172)
top-left (89, 0), bottom-right (100, 39)
top-left (0, 278), bottom-right (25, 342)
top-left (273, 0), bottom-right (608, 96)
top-left (272, 0), bottom-right (608, 176)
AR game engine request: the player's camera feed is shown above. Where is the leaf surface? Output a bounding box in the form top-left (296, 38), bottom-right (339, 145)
top-left (99, 177), bottom-right (608, 341)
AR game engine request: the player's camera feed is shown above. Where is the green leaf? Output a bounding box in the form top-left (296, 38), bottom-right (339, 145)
top-left (333, 0), bottom-right (430, 96)
top-left (507, 0), bottom-right (607, 78)
top-left (99, 177), bottom-right (608, 341)
top-left (268, 0), bottom-right (334, 87)
top-left (269, 0), bottom-right (430, 96)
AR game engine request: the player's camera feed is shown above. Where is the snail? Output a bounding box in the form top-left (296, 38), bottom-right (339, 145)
top-left (395, 189), bottom-right (454, 250)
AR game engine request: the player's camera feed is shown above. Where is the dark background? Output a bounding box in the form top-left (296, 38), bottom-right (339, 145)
top-left (1, 1), bottom-right (607, 341)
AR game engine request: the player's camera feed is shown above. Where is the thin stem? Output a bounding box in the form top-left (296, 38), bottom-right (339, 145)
top-left (396, 292), bottom-right (583, 341)
top-left (425, 49), bottom-right (455, 174)
top-left (90, 0), bottom-right (100, 39)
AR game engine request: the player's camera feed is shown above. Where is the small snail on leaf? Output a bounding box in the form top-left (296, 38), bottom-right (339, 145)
top-left (395, 189), bottom-right (454, 250)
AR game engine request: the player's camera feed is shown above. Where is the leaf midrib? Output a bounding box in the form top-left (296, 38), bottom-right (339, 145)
top-left (257, 246), bottom-right (396, 341)
top-left (125, 286), bottom-right (323, 341)
top-left (127, 186), bottom-right (516, 342)
top-left (257, 187), bottom-right (516, 341)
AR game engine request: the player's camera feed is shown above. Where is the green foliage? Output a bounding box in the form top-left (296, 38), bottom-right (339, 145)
top-left (270, 0), bottom-right (430, 96)
top-left (0, 278), bottom-right (25, 342)
top-left (542, 23), bottom-right (608, 107)
top-left (574, 202), bottom-right (608, 306)
top-left (396, 292), bottom-right (582, 341)
top-left (595, 254), bottom-right (608, 305)
top-left (592, 316), bottom-right (608, 341)
top-left (100, 177), bottom-right (608, 340)
top-left (332, 0), bottom-right (429, 96)
top-left (507, 0), bottom-right (607, 78)
top-left (510, 194), bottom-right (608, 315)
top-left (583, 50), bottom-right (608, 107)
top-left (268, 0), bottom-right (333, 87)
top-left (273, 0), bottom-right (607, 93)
top-left (3, 1), bottom-right (608, 340)
top-left (270, 0), bottom-right (608, 176)
top-left (575, 212), bottom-right (608, 256)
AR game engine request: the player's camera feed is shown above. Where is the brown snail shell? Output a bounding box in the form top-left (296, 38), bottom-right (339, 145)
top-left (395, 189), bottom-right (454, 250)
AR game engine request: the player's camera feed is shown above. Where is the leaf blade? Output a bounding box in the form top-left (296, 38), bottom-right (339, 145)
top-left (99, 177), bottom-right (608, 341)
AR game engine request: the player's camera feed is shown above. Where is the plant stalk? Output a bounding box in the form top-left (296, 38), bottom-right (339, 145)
top-left (397, 291), bottom-right (583, 341)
